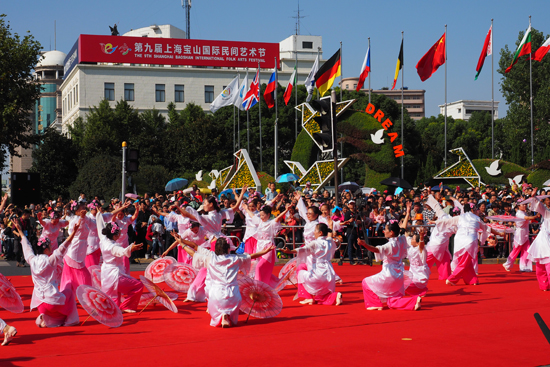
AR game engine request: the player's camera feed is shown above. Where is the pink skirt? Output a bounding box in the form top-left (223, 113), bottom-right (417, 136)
top-left (85, 249), bottom-right (101, 268)
top-left (60, 258), bottom-right (92, 294)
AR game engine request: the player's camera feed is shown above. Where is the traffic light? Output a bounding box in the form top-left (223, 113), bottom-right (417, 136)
top-left (126, 149), bottom-right (139, 172)
top-left (309, 96), bottom-right (336, 153)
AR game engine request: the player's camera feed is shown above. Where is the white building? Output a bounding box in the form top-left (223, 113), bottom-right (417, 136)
top-left (439, 100), bottom-right (499, 121)
top-left (60, 25), bottom-right (323, 134)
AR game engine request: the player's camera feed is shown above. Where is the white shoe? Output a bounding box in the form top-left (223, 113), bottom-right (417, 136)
top-left (414, 297), bottom-right (422, 311)
top-left (122, 309), bottom-right (136, 313)
top-left (446, 279), bottom-right (456, 286)
top-left (154, 255), bottom-right (159, 259)
top-left (367, 307), bottom-right (383, 311)
top-left (502, 264), bottom-right (511, 272)
top-left (335, 292), bottom-right (343, 306)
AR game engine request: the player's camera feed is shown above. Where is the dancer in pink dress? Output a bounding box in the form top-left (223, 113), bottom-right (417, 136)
top-left (243, 203), bottom-right (289, 287)
top-left (60, 202), bottom-right (94, 295)
top-left (179, 187), bottom-right (247, 302)
top-left (177, 235), bottom-right (274, 327)
top-left (162, 222), bottom-right (207, 264)
top-left (293, 191), bottom-right (320, 246)
top-left (436, 203), bottom-right (487, 286)
top-left (527, 190), bottom-right (550, 290)
top-left (241, 198), bottom-right (260, 255)
top-left (98, 218), bottom-right (144, 313)
top-left (36, 209), bottom-right (68, 251)
top-left (0, 318), bottom-right (17, 346)
top-left (85, 200), bottom-right (101, 268)
top-left (281, 223), bottom-right (342, 306)
top-left (425, 195), bottom-right (455, 280)
top-left (358, 221), bottom-right (422, 311)
top-left (18, 220), bottom-right (81, 327)
top-left (503, 199), bottom-right (536, 272)
top-left (404, 227), bottom-right (430, 297)
top-left (110, 201), bottom-right (139, 274)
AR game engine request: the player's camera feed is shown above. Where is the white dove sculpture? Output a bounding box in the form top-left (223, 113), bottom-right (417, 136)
top-left (195, 170), bottom-right (203, 181)
top-left (370, 129), bottom-right (384, 145)
top-left (508, 174), bottom-right (523, 186)
top-left (208, 179), bottom-right (216, 190)
top-left (485, 160), bottom-right (501, 176)
top-left (210, 169), bottom-right (220, 179)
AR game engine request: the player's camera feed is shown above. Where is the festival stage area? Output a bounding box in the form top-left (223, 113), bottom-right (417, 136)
top-left (1, 264), bottom-right (549, 367)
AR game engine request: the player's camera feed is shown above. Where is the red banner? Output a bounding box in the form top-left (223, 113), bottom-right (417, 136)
top-left (77, 34), bottom-right (279, 69)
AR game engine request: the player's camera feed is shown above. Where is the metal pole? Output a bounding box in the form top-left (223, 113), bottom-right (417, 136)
top-left (401, 31), bottom-right (404, 179)
top-left (233, 105), bottom-right (236, 151)
top-left (529, 16), bottom-right (534, 166)
top-left (331, 90), bottom-right (339, 207)
top-left (247, 109), bottom-right (250, 153)
top-left (444, 24), bottom-right (448, 168)
top-left (295, 35), bottom-right (298, 140)
top-left (274, 57), bottom-right (278, 178)
top-left (491, 19), bottom-right (495, 159)
top-left (237, 72), bottom-right (241, 150)
top-left (368, 37), bottom-right (371, 104)
top-left (121, 142), bottom-right (127, 200)
top-left (258, 64), bottom-right (262, 172)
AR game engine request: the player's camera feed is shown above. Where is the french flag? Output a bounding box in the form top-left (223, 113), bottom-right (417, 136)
top-left (242, 69), bottom-right (259, 111)
top-left (356, 47), bottom-right (370, 91)
top-left (264, 68), bottom-right (277, 109)
top-left (533, 37), bottom-right (550, 62)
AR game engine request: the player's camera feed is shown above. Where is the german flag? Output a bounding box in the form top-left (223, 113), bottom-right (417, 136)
top-left (391, 40), bottom-right (403, 90)
top-left (315, 49), bottom-right (341, 96)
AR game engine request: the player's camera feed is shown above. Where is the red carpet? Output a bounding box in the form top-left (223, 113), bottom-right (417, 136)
top-left (1, 264), bottom-right (549, 367)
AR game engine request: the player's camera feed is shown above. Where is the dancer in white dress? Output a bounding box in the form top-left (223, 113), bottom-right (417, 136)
top-left (503, 199), bottom-right (536, 272)
top-left (176, 235), bottom-right (274, 328)
top-left (36, 209), bottom-right (68, 251)
top-left (527, 189), bottom-right (550, 290)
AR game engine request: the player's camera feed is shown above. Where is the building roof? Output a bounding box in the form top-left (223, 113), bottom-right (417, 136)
top-left (37, 50), bottom-right (67, 67)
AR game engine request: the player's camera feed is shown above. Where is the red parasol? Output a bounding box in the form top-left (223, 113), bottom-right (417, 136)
top-left (237, 260), bottom-right (258, 280)
top-left (0, 278), bottom-right (23, 314)
top-left (278, 257), bottom-right (298, 285)
top-left (238, 276), bottom-right (283, 322)
top-left (88, 265), bottom-right (102, 289)
top-left (516, 195), bottom-right (550, 206)
top-left (76, 285), bottom-right (123, 328)
top-left (139, 275), bottom-right (178, 314)
top-left (0, 273), bottom-right (13, 287)
top-left (487, 223), bottom-right (515, 234)
top-left (144, 257), bottom-right (177, 283)
top-left (163, 263), bottom-right (197, 293)
top-left (139, 291), bottom-right (178, 307)
top-left (486, 215), bottom-right (524, 223)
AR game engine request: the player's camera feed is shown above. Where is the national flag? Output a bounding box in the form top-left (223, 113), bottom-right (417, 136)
top-left (242, 69), bottom-right (259, 111)
top-left (475, 25), bottom-right (492, 80)
top-left (533, 37), bottom-right (550, 62)
top-left (315, 49), bottom-right (341, 97)
top-left (416, 33), bottom-right (446, 82)
top-left (304, 55), bottom-right (319, 102)
top-left (391, 41), bottom-right (403, 90)
top-left (505, 25), bottom-right (531, 73)
top-left (356, 47), bottom-right (370, 91)
top-left (210, 76), bottom-right (239, 113)
top-left (264, 68), bottom-right (277, 109)
top-left (284, 67), bottom-right (296, 105)
top-left (235, 72), bottom-right (249, 111)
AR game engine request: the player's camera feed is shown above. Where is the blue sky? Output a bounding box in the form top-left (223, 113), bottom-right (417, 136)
top-left (3, 0), bottom-right (550, 119)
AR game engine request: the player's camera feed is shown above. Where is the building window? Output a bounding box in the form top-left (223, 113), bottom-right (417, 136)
top-left (204, 85), bottom-right (214, 103)
top-left (175, 85), bottom-right (184, 102)
top-left (302, 41), bottom-right (313, 49)
top-left (457, 108), bottom-right (462, 113)
top-left (75, 85), bottom-right (78, 103)
top-left (155, 84), bottom-right (165, 102)
top-left (104, 83), bottom-right (115, 101)
top-left (353, 84), bottom-right (357, 90)
top-left (124, 83), bottom-right (135, 101)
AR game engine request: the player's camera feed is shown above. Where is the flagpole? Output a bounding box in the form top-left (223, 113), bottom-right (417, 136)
top-left (401, 31), bottom-right (404, 179)
top-left (316, 47), bottom-right (321, 101)
top-left (258, 63), bottom-right (263, 172)
top-left (295, 35), bottom-right (298, 140)
top-left (368, 37), bottom-right (371, 104)
top-left (444, 24), bottom-right (448, 168)
top-left (247, 68), bottom-right (250, 153)
top-left (274, 57), bottom-right (279, 178)
top-left (237, 72), bottom-right (241, 150)
top-left (339, 41), bottom-right (343, 101)
top-left (233, 105), bottom-right (236, 151)
top-left (494, 19), bottom-right (495, 159)
top-left (529, 15), bottom-right (534, 166)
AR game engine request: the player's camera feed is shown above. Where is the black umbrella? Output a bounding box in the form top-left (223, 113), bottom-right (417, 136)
top-left (338, 181), bottom-right (361, 192)
top-left (380, 177), bottom-right (413, 189)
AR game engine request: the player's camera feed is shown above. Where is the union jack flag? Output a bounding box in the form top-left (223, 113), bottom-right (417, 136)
top-left (242, 69), bottom-right (259, 111)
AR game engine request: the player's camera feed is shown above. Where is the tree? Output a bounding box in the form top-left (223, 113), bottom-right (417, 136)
top-left (29, 128), bottom-right (79, 200)
top-left (0, 14), bottom-right (42, 171)
top-left (69, 154), bottom-right (121, 200)
top-left (499, 27), bottom-right (550, 166)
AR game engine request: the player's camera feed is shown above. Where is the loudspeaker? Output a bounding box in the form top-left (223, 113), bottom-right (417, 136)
top-left (11, 173), bottom-right (41, 207)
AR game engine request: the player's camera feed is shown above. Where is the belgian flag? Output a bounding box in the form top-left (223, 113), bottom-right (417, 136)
top-left (391, 40), bottom-right (403, 90)
top-left (315, 49), bottom-right (341, 96)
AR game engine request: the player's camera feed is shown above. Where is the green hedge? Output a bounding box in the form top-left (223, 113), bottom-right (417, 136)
top-left (290, 130), bottom-right (318, 168)
top-left (472, 159), bottom-right (530, 186)
top-left (527, 169), bottom-right (550, 188)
